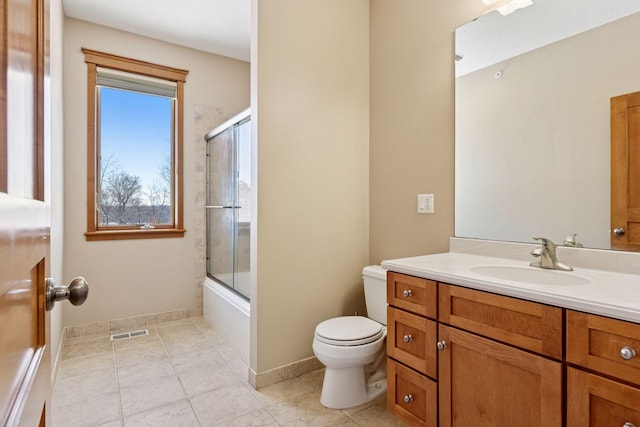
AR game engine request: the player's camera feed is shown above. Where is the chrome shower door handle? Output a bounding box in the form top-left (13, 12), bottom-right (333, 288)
top-left (46, 277), bottom-right (89, 311)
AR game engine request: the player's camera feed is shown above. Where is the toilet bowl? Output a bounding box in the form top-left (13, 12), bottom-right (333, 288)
top-left (312, 265), bottom-right (388, 409)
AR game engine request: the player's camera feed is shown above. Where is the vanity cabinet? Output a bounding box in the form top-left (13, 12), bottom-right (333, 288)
top-left (387, 272), bottom-right (563, 426)
top-left (566, 310), bottom-right (640, 426)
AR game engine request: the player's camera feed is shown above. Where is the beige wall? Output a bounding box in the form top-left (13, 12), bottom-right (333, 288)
top-left (252, 0), bottom-right (370, 372)
top-left (49, 0), bottom-right (65, 375)
top-left (63, 18), bottom-right (250, 326)
top-left (369, 0), bottom-right (489, 263)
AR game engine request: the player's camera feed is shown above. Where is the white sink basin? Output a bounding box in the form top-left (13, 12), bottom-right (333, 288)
top-left (470, 265), bottom-right (591, 286)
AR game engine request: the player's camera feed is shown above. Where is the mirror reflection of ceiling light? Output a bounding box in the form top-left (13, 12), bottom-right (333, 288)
top-left (482, 0), bottom-right (533, 16)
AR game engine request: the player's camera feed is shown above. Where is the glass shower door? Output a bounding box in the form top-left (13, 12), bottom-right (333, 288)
top-left (206, 125), bottom-right (238, 292)
top-left (206, 114), bottom-right (251, 299)
top-left (233, 119), bottom-right (251, 298)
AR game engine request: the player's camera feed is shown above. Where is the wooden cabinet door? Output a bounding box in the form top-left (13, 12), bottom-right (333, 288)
top-left (568, 367), bottom-right (640, 427)
top-left (438, 325), bottom-right (562, 427)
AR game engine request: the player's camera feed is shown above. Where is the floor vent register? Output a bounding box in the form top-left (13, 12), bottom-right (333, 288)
top-left (109, 329), bottom-right (149, 342)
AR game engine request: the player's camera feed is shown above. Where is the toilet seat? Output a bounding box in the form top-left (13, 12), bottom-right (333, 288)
top-left (314, 316), bottom-right (384, 346)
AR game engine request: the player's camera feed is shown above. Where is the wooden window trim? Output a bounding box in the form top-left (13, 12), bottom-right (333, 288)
top-left (82, 48), bottom-right (188, 241)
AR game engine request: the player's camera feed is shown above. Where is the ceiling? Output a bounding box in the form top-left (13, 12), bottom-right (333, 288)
top-left (62, 0), bottom-right (251, 62)
top-left (456, 0), bottom-right (640, 76)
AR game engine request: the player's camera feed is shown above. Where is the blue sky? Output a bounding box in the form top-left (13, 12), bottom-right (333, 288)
top-left (99, 87), bottom-right (172, 194)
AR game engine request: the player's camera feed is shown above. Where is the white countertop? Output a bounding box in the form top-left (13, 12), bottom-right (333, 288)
top-left (381, 251), bottom-right (640, 324)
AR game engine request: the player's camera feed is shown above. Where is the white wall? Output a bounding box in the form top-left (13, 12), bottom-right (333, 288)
top-left (252, 0), bottom-right (370, 373)
top-left (63, 18), bottom-right (250, 326)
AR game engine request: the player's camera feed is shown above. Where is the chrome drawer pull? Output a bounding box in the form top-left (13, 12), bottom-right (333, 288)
top-left (620, 346), bottom-right (636, 361)
top-left (437, 340), bottom-right (448, 351)
top-left (403, 334), bottom-right (413, 343)
top-left (623, 422), bottom-right (636, 427)
top-left (403, 289), bottom-right (413, 298)
top-left (404, 394), bottom-right (414, 404)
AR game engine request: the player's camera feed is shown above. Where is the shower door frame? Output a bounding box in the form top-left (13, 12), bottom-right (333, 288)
top-left (205, 109), bottom-right (251, 300)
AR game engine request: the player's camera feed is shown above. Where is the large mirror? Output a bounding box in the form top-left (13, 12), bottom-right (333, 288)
top-left (455, 0), bottom-right (640, 250)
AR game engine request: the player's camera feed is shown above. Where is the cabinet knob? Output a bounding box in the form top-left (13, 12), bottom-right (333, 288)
top-left (623, 423), bottom-right (636, 427)
top-left (437, 340), bottom-right (448, 351)
top-left (403, 289), bottom-right (413, 298)
top-left (614, 227), bottom-right (626, 236)
top-left (404, 394), bottom-right (414, 404)
top-left (620, 346), bottom-right (636, 361)
top-left (403, 334), bottom-right (413, 343)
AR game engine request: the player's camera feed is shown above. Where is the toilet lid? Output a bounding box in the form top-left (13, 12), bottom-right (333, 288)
top-left (315, 316), bottom-right (384, 346)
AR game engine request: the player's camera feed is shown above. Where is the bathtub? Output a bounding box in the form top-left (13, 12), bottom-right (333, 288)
top-left (203, 276), bottom-right (250, 363)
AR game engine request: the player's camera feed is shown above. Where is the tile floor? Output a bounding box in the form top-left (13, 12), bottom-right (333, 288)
top-left (52, 316), bottom-right (405, 426)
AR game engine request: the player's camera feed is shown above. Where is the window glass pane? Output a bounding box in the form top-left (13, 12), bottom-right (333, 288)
top-left (98, 86), bottom-right (174, 226)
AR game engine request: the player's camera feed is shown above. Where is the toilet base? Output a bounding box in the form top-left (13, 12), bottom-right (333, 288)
top-left (319, 365), bottom-right (387, 409)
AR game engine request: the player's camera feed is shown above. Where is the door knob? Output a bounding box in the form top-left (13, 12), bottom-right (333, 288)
top-left (46, 277), bottom-right (89, 311)
top-left (614, 227), bottom-right (626, 236)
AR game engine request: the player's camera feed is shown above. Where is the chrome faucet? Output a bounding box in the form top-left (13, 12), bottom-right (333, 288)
top-left (562, 233), bottom-right (583, 248)
top-left (530, 237), bottom-right (573, 271)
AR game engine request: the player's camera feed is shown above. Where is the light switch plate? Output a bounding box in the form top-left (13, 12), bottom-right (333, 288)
top-left (418, 194), bottom-right (434, 214)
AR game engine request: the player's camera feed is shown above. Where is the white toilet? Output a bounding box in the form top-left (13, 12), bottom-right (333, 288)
top-left (312, 265), bottom-right (388, 409)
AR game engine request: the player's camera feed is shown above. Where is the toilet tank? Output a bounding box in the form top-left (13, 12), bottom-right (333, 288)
top-left (362, 265), bottom-right (388, 325)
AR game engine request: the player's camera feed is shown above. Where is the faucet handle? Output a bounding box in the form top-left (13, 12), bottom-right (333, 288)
top-left (532, 237), bottom-right (557, 250)
top-left (563, 233), bottom-right (583, 247)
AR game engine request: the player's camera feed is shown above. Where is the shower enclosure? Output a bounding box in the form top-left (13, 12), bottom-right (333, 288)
top-left (205, 109), bottom-right (251, 300)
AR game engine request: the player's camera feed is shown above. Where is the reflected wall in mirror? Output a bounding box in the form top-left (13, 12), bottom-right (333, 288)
top-left (455, 0), bottom-right (640, 251)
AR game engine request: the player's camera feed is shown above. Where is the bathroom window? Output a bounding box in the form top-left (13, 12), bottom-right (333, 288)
top-left (83, 49), bottom-right (188, 240)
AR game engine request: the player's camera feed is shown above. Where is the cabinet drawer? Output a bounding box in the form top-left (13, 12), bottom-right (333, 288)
top-left (567, 310), bottom-right (640, 386)
top-left (387, 272), bottom-right (437, 318)
top-left (439, 284), bottom-right (563, 359)
top-left (387, 358), bottom-right (437, 427)
top-left (387, 307), bottom-right (437, 378)
top-left (567, 367), bottom-right (640, 427)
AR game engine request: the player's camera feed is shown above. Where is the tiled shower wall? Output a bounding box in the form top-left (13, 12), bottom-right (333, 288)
top-left (193, 104), bottom-right (237, 301)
